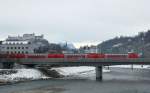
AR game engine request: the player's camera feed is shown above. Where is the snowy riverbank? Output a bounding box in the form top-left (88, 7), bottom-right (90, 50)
top-left (52, 66), bottom-right (110, 76)
top-left (0, 65), bottom-right (149, 83)
top-left (110, 65), bottom-right (150, 69)
top-left (0, 69), bottom-right (48, 83)
top-left (0, 66), bottom-right (109, 82)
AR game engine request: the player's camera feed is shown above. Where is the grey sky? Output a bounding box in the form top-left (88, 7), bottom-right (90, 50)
top-left (0, 0), bottom-right (150, 47)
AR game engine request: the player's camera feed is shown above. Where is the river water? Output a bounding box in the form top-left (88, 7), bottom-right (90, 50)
top-left (1, 67), bottom-right (150, 93)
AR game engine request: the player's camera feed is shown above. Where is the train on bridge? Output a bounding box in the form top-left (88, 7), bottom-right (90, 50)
top-left (0, 53), bottom-right (140, 59)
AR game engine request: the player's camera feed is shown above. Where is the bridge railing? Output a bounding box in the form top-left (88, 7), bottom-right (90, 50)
top-left (1, 58), bottom-right (150, 64)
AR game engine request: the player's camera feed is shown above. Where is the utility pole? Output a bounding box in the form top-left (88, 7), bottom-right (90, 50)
top-left (141, 34), bottom-right (145, 68)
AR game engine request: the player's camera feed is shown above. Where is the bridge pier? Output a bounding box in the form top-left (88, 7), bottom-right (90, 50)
top-left (96, 66), bottom-right (103, 81)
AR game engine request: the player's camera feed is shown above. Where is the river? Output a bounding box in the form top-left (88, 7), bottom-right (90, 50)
top-left (1, 67), bottom-right (150, 93)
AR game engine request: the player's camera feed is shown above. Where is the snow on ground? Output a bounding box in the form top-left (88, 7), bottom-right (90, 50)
top-left (0, 65), bottom-right (149, 82)
top-left (0, 69), bottom-right (48, 82)
top-left (0, 67), bottom-right (110, 82)
top-left (52, 66), bottom-right (110, 76)
top-left (110, 65), bottom-right (150, 69)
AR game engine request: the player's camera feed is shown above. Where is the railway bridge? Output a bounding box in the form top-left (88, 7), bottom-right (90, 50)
top-left (1, 58), bottom-right (150, 81)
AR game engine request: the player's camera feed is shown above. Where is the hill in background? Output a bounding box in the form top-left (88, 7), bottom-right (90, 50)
top-left (97, 30), bottom-right (150, 58)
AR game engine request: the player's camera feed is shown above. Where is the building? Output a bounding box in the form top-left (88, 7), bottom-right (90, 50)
top-left (0, 33), bottom-right (49, 54)
top-left (79, 45), bottom-right (98, 53)
top-left (0, 41), bottom-right (2, 53)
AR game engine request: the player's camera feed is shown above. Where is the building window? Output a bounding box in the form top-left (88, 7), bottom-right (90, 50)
top-left (11, 47), bottom-right (13, 49)
top-left (18, 47), bottom-right (20, 49)
top-left (15, 47), bottom-right (17, 49)
top-left (7, 47), bottom-right (9, 49)
top-left (26, 47), bottom-right (28, 49)
top-left (22, 47), bottom-right (24, 49)
top-left (25, 51), bottom-right (28, 54)
top-left (14, 51), bottom-right (16, 54)
top-left (22, 51), bottom-right (24, 54)
top-left (18, 51), bottom-right (20, 54)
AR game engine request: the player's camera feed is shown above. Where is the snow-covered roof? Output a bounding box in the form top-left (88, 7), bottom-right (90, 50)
top-left (112, 43), bottom-right (122, 48)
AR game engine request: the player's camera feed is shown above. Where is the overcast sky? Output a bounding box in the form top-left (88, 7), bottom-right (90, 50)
top-left (0, 0), bottom-right (150, 48)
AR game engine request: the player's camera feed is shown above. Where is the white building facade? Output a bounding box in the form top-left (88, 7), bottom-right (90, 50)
top-left (0, 34), bottom-right (47, 54)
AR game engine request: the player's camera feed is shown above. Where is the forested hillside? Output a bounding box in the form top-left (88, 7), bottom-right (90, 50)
top-left (97, 30), bottom-right (150, 57)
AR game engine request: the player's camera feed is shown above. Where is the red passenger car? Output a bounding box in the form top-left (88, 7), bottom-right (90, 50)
top-left (128, 53), bottom-right (139, 58)
top-left (87, 53), bottom-right (105, 58)
top-left (48, 54), bottom-right (64, 58)
top-left (0, 54), bottom-right (9, 58)
top-left (105, 54), bottom-right (128, 59)
top-left (8, 54), bottom-right (26, 58)
top-left (26, 54), bottom-right (47, 58)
